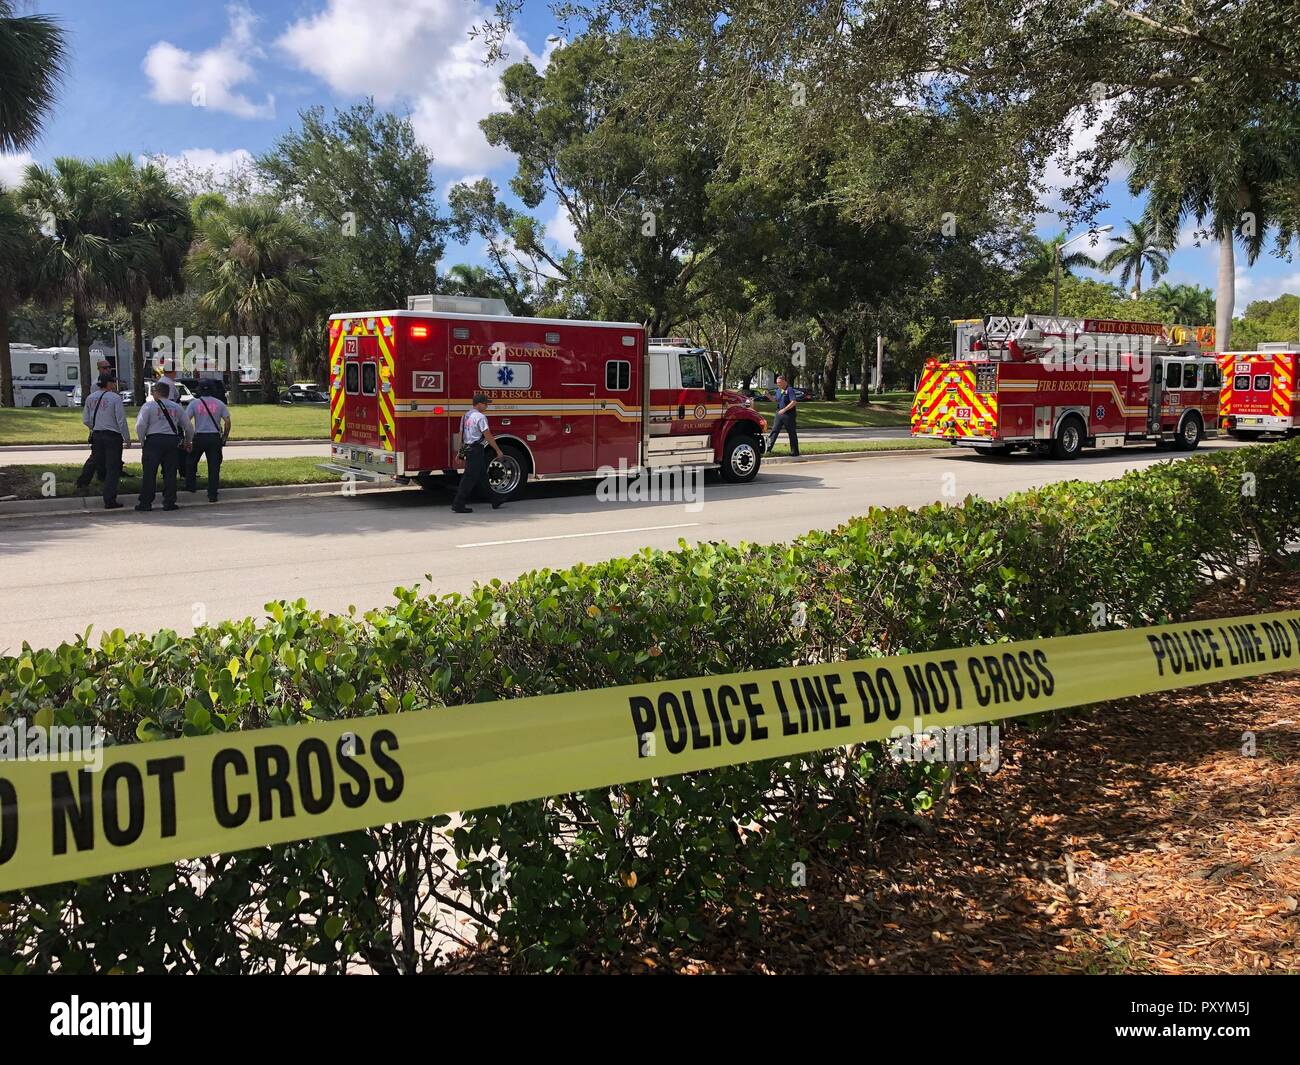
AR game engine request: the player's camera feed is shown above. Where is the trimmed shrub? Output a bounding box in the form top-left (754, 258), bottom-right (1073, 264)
top-left (1, 439), bottom-right (1297, 972)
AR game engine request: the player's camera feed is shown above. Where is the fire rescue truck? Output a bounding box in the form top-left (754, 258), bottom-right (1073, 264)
top-left (911, 315), bottom-right (1221, 458)
top-left (1216, 346), bottom-right (1298, 439)
top-left (321, 295), bottom-right (767, 501)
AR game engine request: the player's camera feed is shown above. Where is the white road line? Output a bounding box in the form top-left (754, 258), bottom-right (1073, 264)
top-left (458, 522), bottom-right (700, 548)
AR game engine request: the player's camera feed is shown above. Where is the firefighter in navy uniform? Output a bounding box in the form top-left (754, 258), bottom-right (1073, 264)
top-left (452, 394), bottom-right (505, 513)
top-left (766, 374), bottom-right (800, 456)
top-left (134, 381), bottom-right (193, 512)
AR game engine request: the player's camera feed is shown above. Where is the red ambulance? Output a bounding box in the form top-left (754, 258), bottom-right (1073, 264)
top-left (322, 296), bottom-right (767, 501)
top-left (1217, 347), bottom-right (1298, 439)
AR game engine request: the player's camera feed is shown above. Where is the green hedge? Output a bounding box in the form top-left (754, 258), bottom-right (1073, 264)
top-left (1, 440), bottom-right (1297, 972)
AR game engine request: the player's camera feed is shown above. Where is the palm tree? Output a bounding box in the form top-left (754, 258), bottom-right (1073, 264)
top-left (1023, 233), bottom-right (1100, 280)
top-left (21, 158), bottom-right (129, 397)
top-left (0, 1), bottom-right (68, 152)
top-left (188, 202), bottom-right (319, 403)
top-left (1148, 282), bottom-right (1215, 326)
top-left (1133, 125), bottom-right (1299, 350)
top-left (104, 156), bottom-right (193, 404)
top-left (0, 189), bottom-right (39, 406)
top-left (1099, 218), bottom-right (1171, 297)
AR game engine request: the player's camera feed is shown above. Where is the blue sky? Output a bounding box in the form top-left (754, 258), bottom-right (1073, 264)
top-left (3, 0), bottom-right (1297, 313)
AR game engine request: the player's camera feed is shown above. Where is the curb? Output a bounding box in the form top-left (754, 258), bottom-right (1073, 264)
top-left (0, 480), bottom-right (399, 519)
top-left (0, 446), bottom-right (940, 519)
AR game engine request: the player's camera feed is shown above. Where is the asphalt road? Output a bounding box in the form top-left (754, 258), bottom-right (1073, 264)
top-left (0, 439), bottom-right (1248, 651)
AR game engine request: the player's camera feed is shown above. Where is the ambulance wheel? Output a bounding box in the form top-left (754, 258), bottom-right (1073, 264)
top-left (1174, 413), bottom-right (1203, 451)
top-left (485, 444), bottom-right (528, 503)
top-left (974, 444), bottom-right (1013, 458)
top-left (721, 433), bottom-right (762, 483)
top-left (1050, 416), bottom-right (1086, 460)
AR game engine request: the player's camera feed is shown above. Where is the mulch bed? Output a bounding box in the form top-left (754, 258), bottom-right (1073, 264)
top-left (447, 567), bottom-right (1300, 973)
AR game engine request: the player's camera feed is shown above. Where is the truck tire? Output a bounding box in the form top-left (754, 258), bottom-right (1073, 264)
top-left (720, 432), bottom-right (762, 483)
top-left (484, 443), bottom-right (529, 503)
top-left (1050, 415), bottom-right (1086, 460)
top-left (1174, 412), bottom-right (1203, 451)
top-left (31, 393), bottom-right (55, 408)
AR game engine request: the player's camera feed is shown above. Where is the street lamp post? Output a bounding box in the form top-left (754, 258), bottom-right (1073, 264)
top-left (1052, 226), bottom-right (1114, 315)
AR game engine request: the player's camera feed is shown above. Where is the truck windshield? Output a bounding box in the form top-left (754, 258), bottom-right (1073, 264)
top-left (678, 351), bottom-right (720, 391)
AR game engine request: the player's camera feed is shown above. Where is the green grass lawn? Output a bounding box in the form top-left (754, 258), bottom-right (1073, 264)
top-left (0, 405), bottom-right (329, 446)
top-left (753, 393), bottom-right (913, 428)
top-left (0, 457), bottom-right (339, 501)
top-left (1, 395), bottom-right (913, 445)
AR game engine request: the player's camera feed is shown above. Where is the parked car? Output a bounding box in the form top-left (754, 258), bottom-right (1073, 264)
top-left (280, 387), bottom-right (329, 405)
top-left (140, 379), bottom-right (197, 405)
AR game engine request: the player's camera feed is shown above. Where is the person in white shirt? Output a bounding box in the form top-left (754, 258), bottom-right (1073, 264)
top-left (452, 394), bottom-right (504, 513)
top-left (157, 365), bottom-right (181, 402)
top-left (185, 380), bottom-right (232, 502)
top-left (134, 382), bottom-right (193, 512)
top-left (75, 374), bottom-right (130, 509)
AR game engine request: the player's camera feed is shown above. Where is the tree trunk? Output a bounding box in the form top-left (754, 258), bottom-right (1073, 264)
top-left (0, 308), bottom-right (13, 408)
top-left (1215, 229), bottom-right (1234, 351)
top-left (131, 310), bottom-right (146, 406)
top-left (74, 305), bottom-right (92, 405)
top-left (260, 331), bottom-right (275, 403)
top-left (857, 334), bottom-right (873, 406)
top-left (819, 325), bottom-right (844, 401)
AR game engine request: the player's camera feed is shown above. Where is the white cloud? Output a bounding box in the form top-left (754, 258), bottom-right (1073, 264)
top-left (0, 152), bottom-right (33, 189)
top-left (1235, 267), bottom-right (1300, 306)
top-left (276, 0), bottom-right (552, 171)
top-left (547, 199), bottom-right (579, 253)
top-left (143, 147), bottom-right (258, 186)
top-left (143, 4), bottom-right (275, 119)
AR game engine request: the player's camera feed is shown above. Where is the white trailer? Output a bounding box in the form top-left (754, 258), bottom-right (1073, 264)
top-left (7, 345), bottom-right (83, 407)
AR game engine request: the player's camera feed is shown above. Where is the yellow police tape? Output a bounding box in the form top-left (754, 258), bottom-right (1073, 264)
top-left (2, 609), bottom-right (1299, 892)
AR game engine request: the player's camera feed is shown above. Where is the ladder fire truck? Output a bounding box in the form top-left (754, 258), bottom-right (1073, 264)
top-left (911, 315), bottom-right (1220, 458)
top-left (321, 295), bottom-right (768, 501)
top-left (1217, 346), bottom-right (1298, 439)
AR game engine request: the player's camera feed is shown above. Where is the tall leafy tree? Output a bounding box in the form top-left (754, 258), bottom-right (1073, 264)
top-left (21, 158), bottom-right (129, 396)
top-left (105, 156), bottom-right (194, 403)
top-left (188, 202), bottom-right (320, 402)
top-left (0, 188), bottom-right (39, 405)
top-left (476, 33), bottom-right (729, 334)
top-left (259, 101), bottom-right (446, 312)
top-left (1099, 218), bottom-right (1170, 297)
top-left (0, 0), bottom-right (67, 152)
